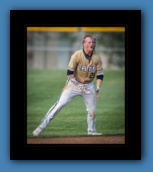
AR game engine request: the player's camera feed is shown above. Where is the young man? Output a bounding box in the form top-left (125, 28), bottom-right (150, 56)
top-left (33, 35), bottom-right (104, 136)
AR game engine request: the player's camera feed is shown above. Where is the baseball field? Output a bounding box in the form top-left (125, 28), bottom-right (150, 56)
top-left (27, 69), bottom-right (125, 144)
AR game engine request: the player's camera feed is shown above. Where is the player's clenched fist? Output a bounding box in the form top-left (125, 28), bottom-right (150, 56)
top-left (95, 87), bottom-right (100, 100)
top-left (77, 84), bottom-right (90, 94)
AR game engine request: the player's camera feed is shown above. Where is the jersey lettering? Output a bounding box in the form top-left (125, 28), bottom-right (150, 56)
top-left (77, 66), bottom-right (81, 71)
top-left (77, 66), bottom-right (96, 73)
top-left (88, 66), bottom-right (96, 73)
top-left (82, 66), bottom-right (87, 72)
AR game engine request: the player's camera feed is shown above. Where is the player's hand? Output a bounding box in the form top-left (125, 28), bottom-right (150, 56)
top-left (96, 87), bottom-right (100, 100)
top-left (78, 84), bottom-right (90, 94)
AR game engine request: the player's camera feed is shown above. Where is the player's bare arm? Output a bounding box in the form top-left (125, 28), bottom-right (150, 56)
top-left (67, 71), bottom-right (90, 94)
top-left (95, 73), bottom-right (104, 100)
top-left (67, 70), bottom-right (80, 86)
top-left (96, 79), bottom-right (102, 89)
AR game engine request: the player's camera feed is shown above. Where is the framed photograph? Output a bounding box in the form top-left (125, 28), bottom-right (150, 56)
top-left (10, 10), bottom-right (141, 160)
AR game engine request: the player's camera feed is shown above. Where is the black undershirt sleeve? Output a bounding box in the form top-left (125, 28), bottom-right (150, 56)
top-left (67, 70), bottom-right (74, 75)
top-left (96, 74), bottom-right (104, 81)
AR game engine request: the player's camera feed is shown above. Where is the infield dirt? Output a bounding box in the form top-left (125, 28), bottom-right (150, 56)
top-left (27, 136), bottom-right (125, 144)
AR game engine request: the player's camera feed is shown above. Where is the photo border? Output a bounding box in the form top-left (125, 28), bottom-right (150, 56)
top-left (10, 10), bottom-right (141, 160)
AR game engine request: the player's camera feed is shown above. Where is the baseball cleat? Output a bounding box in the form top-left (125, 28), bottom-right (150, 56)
top-left (33, 127), bottom-right (42, 137)
top-left (88, 131), bottom-right (103, 135)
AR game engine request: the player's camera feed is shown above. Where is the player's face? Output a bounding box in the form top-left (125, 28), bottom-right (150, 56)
top-left (83, 37), bottom-right (95, 53)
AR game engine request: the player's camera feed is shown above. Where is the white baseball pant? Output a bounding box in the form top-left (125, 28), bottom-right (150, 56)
top-left (37, 80), bottom-right (97, 133)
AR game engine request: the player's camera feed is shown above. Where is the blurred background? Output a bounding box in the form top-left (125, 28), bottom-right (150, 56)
top-left (27, 27), bottom-right (125, 70)
top-left (27, 27), bottom-right (125, 137)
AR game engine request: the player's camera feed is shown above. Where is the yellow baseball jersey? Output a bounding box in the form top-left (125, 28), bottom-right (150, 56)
top-left (68, 49), bottom-right (104, 83)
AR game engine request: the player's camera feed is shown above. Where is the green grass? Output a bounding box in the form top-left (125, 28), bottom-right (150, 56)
top-left (27, 69), bottom-right (125, 138)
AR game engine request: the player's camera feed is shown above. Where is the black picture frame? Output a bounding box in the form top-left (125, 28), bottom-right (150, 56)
top-left (10, 10), bottom-right (141, 160)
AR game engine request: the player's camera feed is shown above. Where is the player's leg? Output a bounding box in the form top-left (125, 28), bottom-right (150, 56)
top-left (82, 84), bottom-right (96, 133)
top-left (33, 80), bottom-right (81, 136)
top-left (82, 82), bottom-right (102, 135)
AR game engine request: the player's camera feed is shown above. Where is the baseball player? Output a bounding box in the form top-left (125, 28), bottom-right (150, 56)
top-left (33, 35), bottom-right (104, 136)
